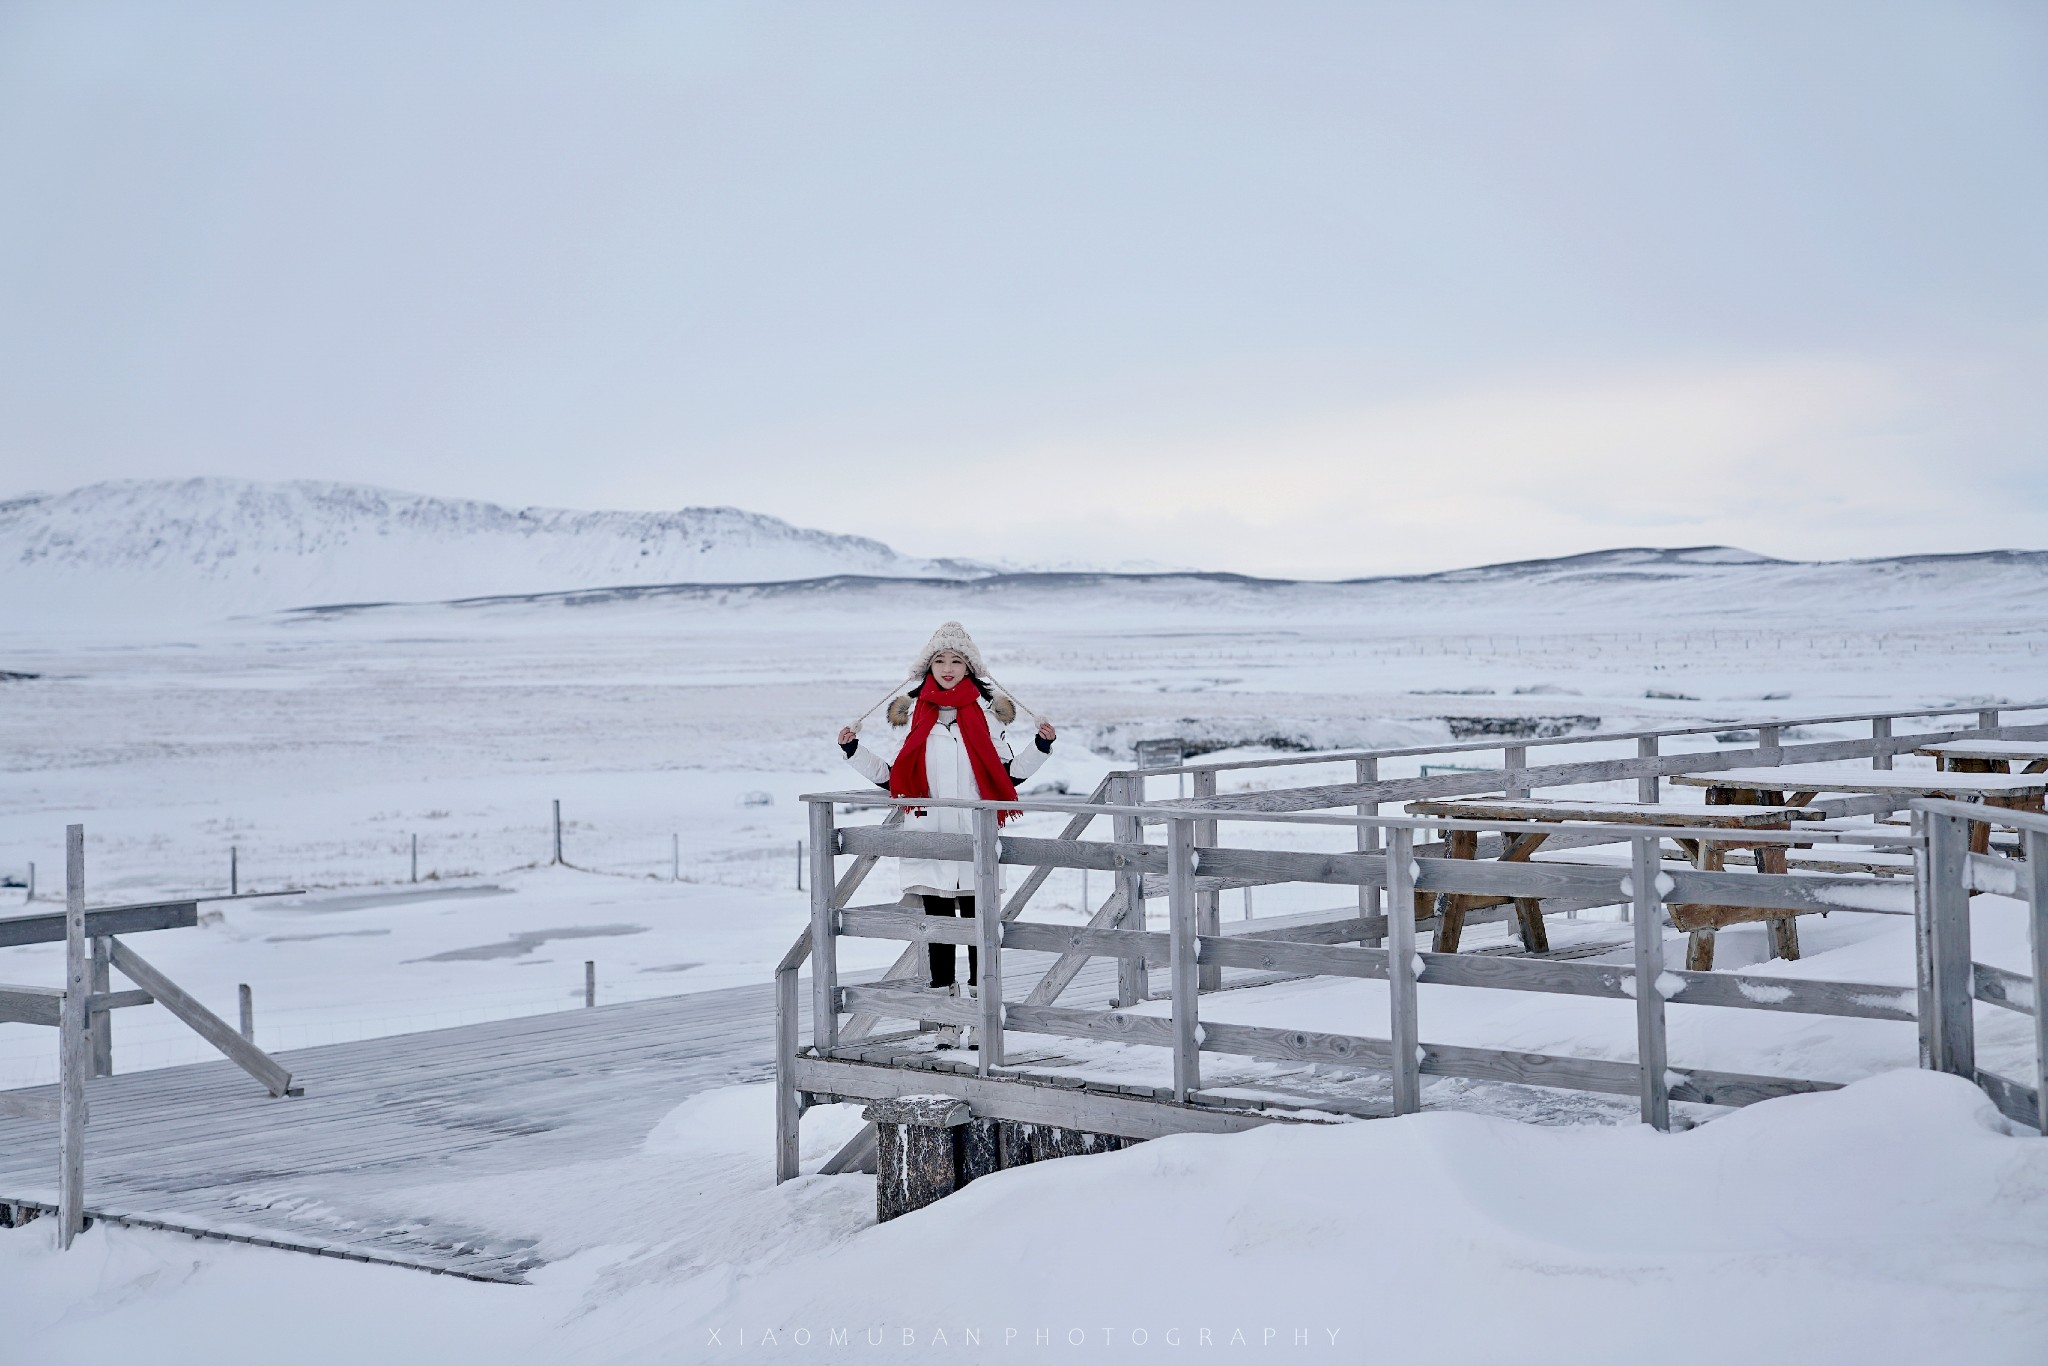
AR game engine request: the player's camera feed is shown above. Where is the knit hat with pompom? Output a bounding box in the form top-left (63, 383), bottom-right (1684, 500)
top-left (908, 621), bottom-right (986, 680)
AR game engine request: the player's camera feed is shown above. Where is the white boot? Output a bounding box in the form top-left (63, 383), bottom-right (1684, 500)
top-left (934, 983), bottom-right (964, 1049)
top-left (962, 984), bottom-right (980, 1050)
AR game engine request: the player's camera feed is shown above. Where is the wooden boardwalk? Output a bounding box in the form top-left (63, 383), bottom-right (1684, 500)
top-left (0, 959), bottom-right (1126, 1282)
top-left (0, 982), bottom-right (800, 1281)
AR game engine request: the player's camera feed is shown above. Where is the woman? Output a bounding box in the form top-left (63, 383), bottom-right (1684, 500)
top-left (837, 622), bottom-right (1055, 1044)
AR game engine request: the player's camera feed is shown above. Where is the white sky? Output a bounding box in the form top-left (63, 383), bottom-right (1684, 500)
top-left (1, 1), bottom-right (2043, 577)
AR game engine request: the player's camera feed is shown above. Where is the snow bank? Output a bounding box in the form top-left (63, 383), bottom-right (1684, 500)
top-left (8, 1072), bottom-right (2042, 1365)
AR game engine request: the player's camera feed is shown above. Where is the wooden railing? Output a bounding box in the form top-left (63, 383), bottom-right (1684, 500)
top-left (778, 788), bottom-right (1933, 1180)
top-left (1122, 702), bottom-right (2048, 818)
top-left (0, 825), bottom-right (299, 1247)
top-left (1916, 797), bottom-right (2048, 1132)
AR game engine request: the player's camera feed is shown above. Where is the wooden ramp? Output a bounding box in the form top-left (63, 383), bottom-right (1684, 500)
top-left (0, 958), bottom-right (1128, 1282)
top-left (0, 984), bottom-right (797, 1281)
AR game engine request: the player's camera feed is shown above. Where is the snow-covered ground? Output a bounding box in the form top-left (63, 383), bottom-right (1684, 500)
top-left (4, 1073), bottom-right (2045, 1364)
top-left (2, 523), bottom-right (2046, 1360)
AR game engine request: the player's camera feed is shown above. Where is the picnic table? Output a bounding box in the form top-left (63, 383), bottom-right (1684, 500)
top-left (1914, 739), bottom-right (2048, 774)
top-left (1404, 797), bottom-right (1827, 969)
top-left (1669, 764), bottom-right (2048, 855)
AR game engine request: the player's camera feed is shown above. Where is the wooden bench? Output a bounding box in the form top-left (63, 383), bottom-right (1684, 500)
top-left (1404, 797), bottom-right (1827, 968)
top-left (1671, 765), bottom-right (2048, 856)
top-left (1915, 740), bottom-right (2048, 776)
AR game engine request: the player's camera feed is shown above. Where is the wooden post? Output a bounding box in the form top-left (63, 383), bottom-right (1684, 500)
top-left (796, 840), bottom-right (804, 892)
top-left (229, 844), bottom-right (238, 896)
top-left (551, 800), bottom-right (562, 865)
top-left (1355, 758), bottom-right (1382, 947)
top-left (238, 984), bottom-right (254, 1041)
top-left (1757, 725), bottom-right (1781, 764)
top-left (59, 824), bottom-right (86, 1249)
top-left (1192, 770), bottom-right (1221, 992)
top-left (807, 801), bottom-right (838, 1053)
top-left (2027, 828), bottom-right (2048, 1135)
top-left (1872, 716), bottom-right (1893, 770)
top-left (1503, 745), bottom-right (1529, 800)
top-left (89, 935), bottom-right (111, 1077)
top-left (1167, 816), bottom-right (1200, 1102)
top-left (672, 833), bottom-right (680, 883)
top-left (1385, 827), bottom-right (1420, 1116)
top-left (1924, 810), bottom-right (1975, 1078)
top-left (1113, 775), bottom-right (1147, 1007)
top-left (971, 806), bottom-right (1004, 1073)
top-left (24, 861), bottom-right (31, 903)
top-left (774, 955), bottom-right (801, 1183)
top-left (1636, 736), bottom-right (1660, 803)
top-left (584, 960), bottom-right (596, 1008)
top-left (410, 833), bottom-right (418, 884)
top-left (1630, 836), bottom-right (1671, 1131)
top-left (1978, 708), bottom-right (2000, 733)
top-left (1912, 808), bottom-right (1936, 1069)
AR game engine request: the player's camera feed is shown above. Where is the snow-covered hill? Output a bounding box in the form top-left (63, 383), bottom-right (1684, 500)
top-left (0, 479), bottom-right (987, 622)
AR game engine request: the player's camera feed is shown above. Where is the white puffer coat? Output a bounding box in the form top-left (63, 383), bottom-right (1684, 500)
top-left (844, 697), bottom-right (1049, 902)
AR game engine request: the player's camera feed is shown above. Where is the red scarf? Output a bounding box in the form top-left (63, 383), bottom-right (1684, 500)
top-left (889, 677), bottom-right (1021, 823)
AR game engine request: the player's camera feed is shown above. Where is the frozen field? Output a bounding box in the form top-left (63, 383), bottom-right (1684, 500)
top-left (2, 550), bottom-right (2046, 1084)
top-left (3, 550), bottom-right (2048, 1360)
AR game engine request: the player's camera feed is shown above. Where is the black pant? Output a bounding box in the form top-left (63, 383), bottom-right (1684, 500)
top-left (922, 894), bottom-right (977, 987)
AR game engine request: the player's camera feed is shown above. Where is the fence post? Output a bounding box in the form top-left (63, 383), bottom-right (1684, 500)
top-left (1636, 735), bottom-right (1660, 803)
top-left (1757, 725), bottom-right (1781, 762)
top-left (1192, 771), bottom-right (1221, 992)
top-left (971, 806), bottom-right (1004, 1074)
top-left (1113, 775), bottom-right (1148, 1006)
top-left (1629, 836), bottom-right (1671, 1131)
top-left (24, 861), bottom-right (32, 903)
top-left (1385, 827), bottom-right (1420, 1115)
top-left (672, 833), bottom-right (680, 883)
top-left (59, 824), bottom-right (87, 1250)
top-left (230, 844), bottom-right (238, 896)
top-left (1923, 809), bottom-right (1975, 1079)
top-left (1978, 708), bottom-right (2000, 733)
top-left (796, 841), bottom-right (804, 892)
top-left (584, 961), bottom-right (596, 1008)
top-left (1872, 716), bottom-right (1893, 770)
top-left (238, 984), bottom-right (254, 1041)
top-left (2025, 828), bottom-right (2048, 1135)
top-left (775, 950), bottom-right (801, 1183)
top-left (807, 801), bottom-right (839, 1053)
top-left (551, 800), bottom-right (563, 865)
top-left (1167, 815), bottom-right (1200, 1102)
top-left (410, 834), bottom-right (418, 884)
top-left (1356, 758), bottom-right (1383, 947)
top-left (89, 935), bottom-right (112, 1077)
top-left (1503, 745), bottom-right (1529, 800)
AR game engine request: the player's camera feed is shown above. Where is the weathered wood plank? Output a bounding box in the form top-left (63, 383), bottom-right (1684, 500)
top-left (107, 937), bottom-right (294, 1096)
top-left (0, 984), bottom-right (62, 1027)
top-left (0, 899), bottom-right (199, 949)
top-left (1973, 961), bottom-right (2036, 1017)
top-left (789, 1055), bottom-right (1279, 1140)
top-left (839, 907), bottom-right (981, 945)
top-left (838, 984), bottom-right (978, 1026)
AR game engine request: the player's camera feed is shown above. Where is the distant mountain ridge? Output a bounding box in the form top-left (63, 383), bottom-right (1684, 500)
top-left (2, 477), bottom-right (2042, 625)
top-left (0, 478), bottom-right (991, 622)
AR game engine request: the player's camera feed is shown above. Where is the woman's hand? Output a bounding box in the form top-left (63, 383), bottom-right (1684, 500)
top-left (837, 726), bottom-right (858, 746)
top-left (1036, 721), bottom-right (1057, 744)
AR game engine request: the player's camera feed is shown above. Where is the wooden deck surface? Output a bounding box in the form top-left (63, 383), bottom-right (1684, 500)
top-left (0, 959), bottom-right (1125, 1282)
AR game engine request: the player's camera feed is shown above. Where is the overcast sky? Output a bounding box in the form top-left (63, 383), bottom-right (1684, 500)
top-left (2, 2), bottom-right (2043, 577)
